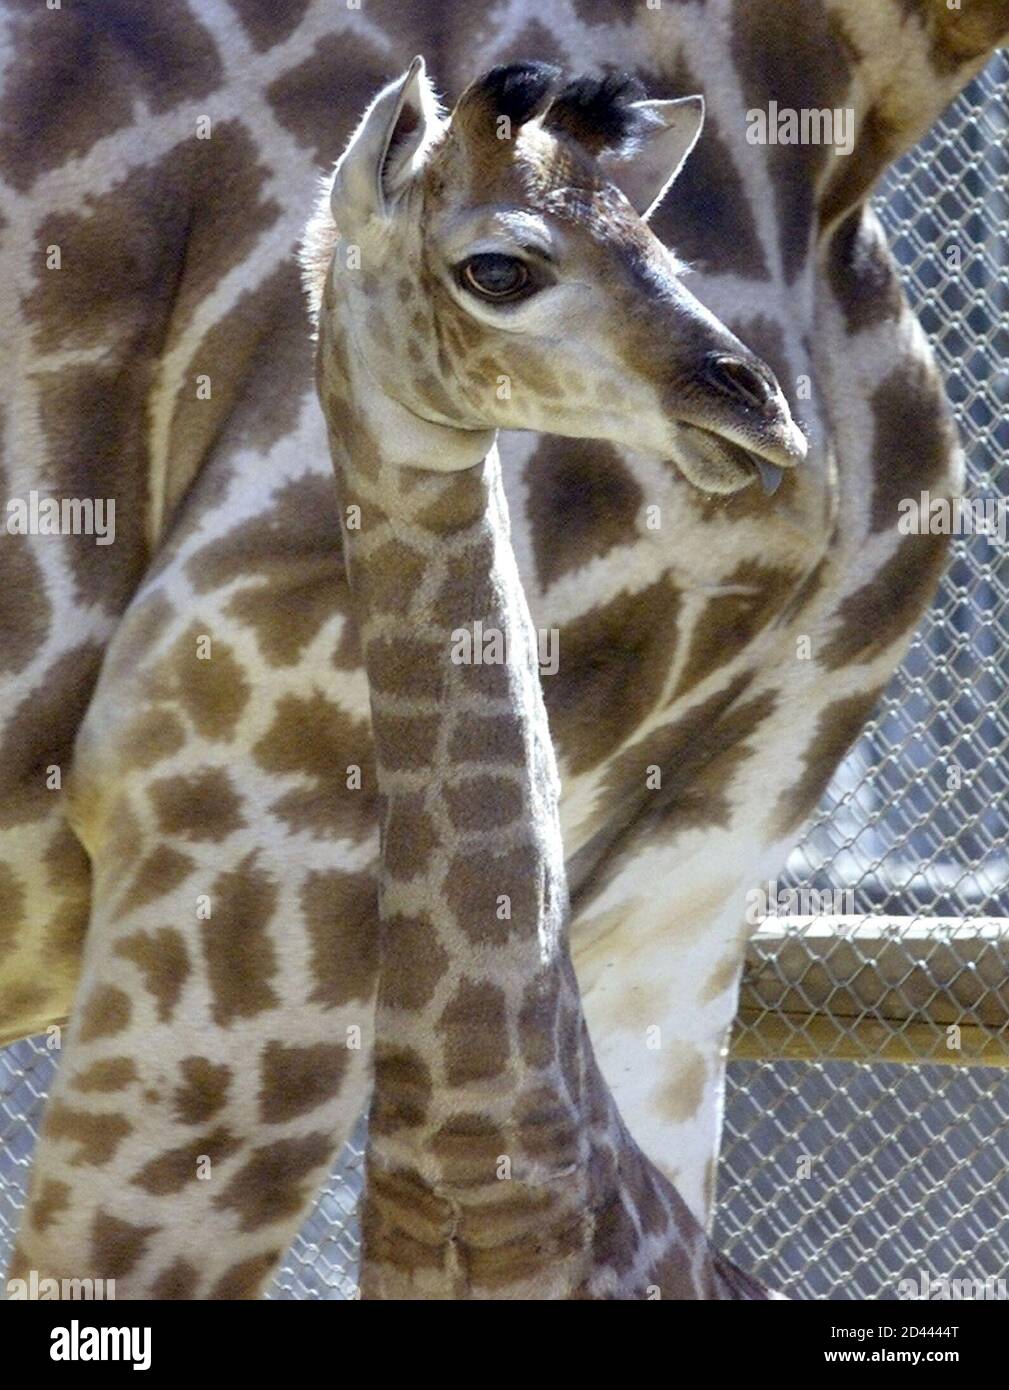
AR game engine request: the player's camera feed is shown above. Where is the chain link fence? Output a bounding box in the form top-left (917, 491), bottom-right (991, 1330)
top-left (718, 52), bottom-right (1009, 1300)
top-left (2, 55), bottom-right (1007, 1302)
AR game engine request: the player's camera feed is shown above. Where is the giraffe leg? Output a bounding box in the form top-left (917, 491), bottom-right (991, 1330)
top-left (10, 832), bottom-right (374, 1298)
top-left (0, 522), bottom-right (103, 1046)
top-left (0, 806), bottom-right (90, 1050)
top-left (12, 451), bottom-right (378, 1298)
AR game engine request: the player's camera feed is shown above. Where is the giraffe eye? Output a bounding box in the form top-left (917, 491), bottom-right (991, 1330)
top-left (459, 253), bottom-right (532, 302)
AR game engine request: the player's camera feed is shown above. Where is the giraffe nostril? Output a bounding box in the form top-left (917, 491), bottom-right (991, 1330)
top-left (701, 354), bottom-right (776, 411)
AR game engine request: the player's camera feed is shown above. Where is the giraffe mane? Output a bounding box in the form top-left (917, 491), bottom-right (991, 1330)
top-left (298, 172), bottom-right (340, 334)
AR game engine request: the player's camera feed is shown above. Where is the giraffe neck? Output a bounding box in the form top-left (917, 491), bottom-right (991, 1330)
top-left (319, 299), bottom-right (602, 1292)
top-left (318, 291), bottom-right (765, 1301)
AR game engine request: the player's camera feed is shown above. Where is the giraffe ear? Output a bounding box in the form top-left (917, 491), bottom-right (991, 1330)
top-left (333, 56), bottom-right (444, 219)
top-left (598, 95), bottom-right (704, 220)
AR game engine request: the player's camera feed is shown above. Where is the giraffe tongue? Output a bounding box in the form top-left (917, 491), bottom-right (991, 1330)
top-left (752, 457), bottom-right (784, 496)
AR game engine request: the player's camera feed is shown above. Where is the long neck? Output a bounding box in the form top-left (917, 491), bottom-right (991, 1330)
top-left (319, 299), bottom-right (599, 1292)
top-left (318, 297), bottom-right (763, 1301)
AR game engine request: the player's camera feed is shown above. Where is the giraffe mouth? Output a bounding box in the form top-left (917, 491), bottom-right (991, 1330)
top-left (717, 440), bottom-right (786, 495)
top-left (671, 425), bottom-right (793, 498)
top-left (747, 454), bottom-right (785, 495)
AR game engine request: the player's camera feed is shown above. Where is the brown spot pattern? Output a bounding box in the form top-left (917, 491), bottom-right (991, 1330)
top-left (447, 712), bottom-right (527, 766)
top-left (442, 773), bottom-right (524, 834)
top-left (165, 263), bottom-right (311, 524)
top-left (525, 437), bottom-right (643, 590)
top-left (73, 1058), bottom-right (138, 1093)
top-left (30, 1178), bottom-right (70, 1233)
top-left (444, 840), bottom-right (543, 948)
top-left (78, 984), bottom-right (132, 1042)
top-left (513, 1086), bottom-right (581, 1169)
top-left (46, 1103), bottom-right (132, 1166)
top-left (172, 1056), bottom-right (232, 1125)
top-left (132, 1127), bottom-right (240, 1195)
top-left (149, 768), bottom-right (246, 843)
top-left (0, 641), bottom-right (104, 828)
top-left (730, 0), bottom-right (852, 280)
top-left (90, 1209), bottom-right (160, 1280)
top-left (384, 793), bottom-right (438, 880)
top-left (150, 1258), bottom-right (200, 1300)
top-left (821, 533), bottom-right (949, 669)
top-left (253, 692), bottom-right (376, 840)
top-left (0, 1), bottom-right (221, 190)
top-left (868, 359), bottom-right (958, 534)
top-left (161, 625), bottom-right (251, 741)
top-left (655, 1048), bottom-right (708, 1125)
top-left (644, 57), bottom-right (769, 280)
top-left (437, 979), bottom-right (510, 1086)
top-left (0, 459), bottom-right (51, 675)
top-left (187, 472), bottom-right (347, 669)
top-left (24, 120), bottom-right (276, 355)
top-left (827, 206), bottom-right (905, 333)
top-left (213, 1133), bottom-right (333, 1233)
top-left (299, 869), bottom-right (378, 1008)
top-left (266, 31), bottom-right (389, 168)
top-left (701, 951), bottom-right (743, 1005)
top-left (116, 709), bottom-right (187, 769)
top-left (0, 860), bottom-right (26, 963)
top-left (370, 1043), bottom-right (435, 1137)
top-left (209, 1251), bottom-right (282, 1299)
top-left (257, 1040), bottom-right (349, 1124)
top-left (114, 927), bottom-right (190, 1024)
top-left (116, 844), bottom-right (195, 919)
top-left (517, 970), bottom-right (562, 1070)
top-left (428, 1113), bottom-right (509, 1186)
top-left (378, 914), bottom-right (450, 1012)
top-left (544, 577), bottom-right (681, 775)
top-left (570, 676), bottom-right (775, 908)
top-left (231, 0), bottom-right (311, 50)
top-left (200, 853), bottom-right (280, 1027)
top-left (672, 560), bottom-right (800, 702)
top-left (774, 687), bottom-right (887, 835)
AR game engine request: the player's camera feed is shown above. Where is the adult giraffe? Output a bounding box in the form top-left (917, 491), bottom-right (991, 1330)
top-left (2, 0), bottom-right (1005, 1296)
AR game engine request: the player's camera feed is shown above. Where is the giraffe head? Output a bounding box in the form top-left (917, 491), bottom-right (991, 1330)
top-left (305, 58), bottom-right (807, 494)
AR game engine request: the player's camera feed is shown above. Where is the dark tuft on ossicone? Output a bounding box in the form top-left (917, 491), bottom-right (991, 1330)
top-left (464, 61), bottom-right (562, 126)
top-left (544, 71), bottom-right (649, 152)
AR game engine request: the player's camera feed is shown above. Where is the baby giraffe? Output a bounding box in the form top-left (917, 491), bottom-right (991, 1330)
top-left (308, 58), bottom-right (805, 1298)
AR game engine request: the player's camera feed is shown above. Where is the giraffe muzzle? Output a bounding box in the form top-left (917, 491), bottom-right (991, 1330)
top-left (697, 352), bottom-right (807, 481)
top-left (670, 391), bottom-right (807, 497)
top-left (659, 323), bottom-right (807, 495)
